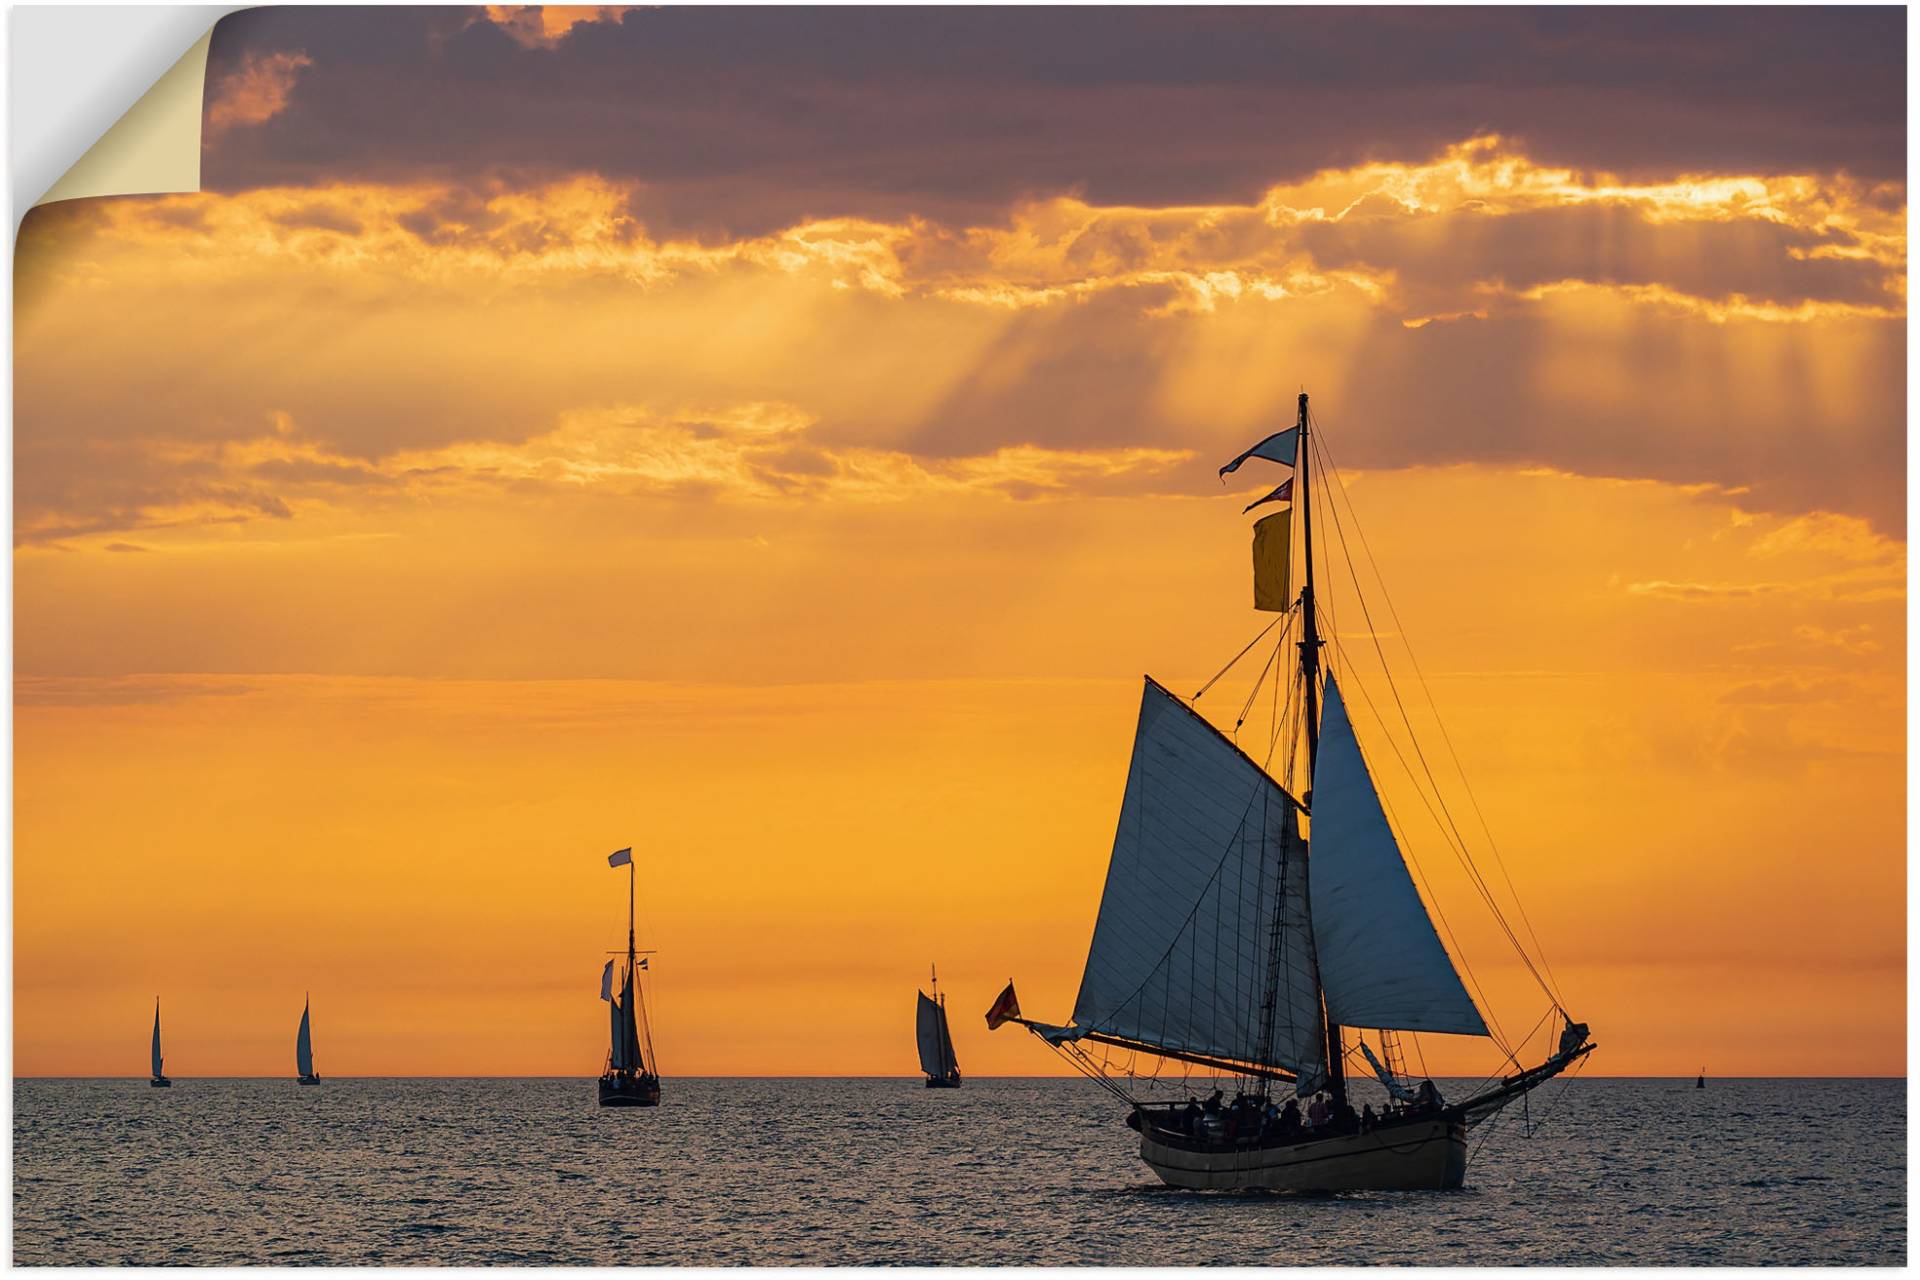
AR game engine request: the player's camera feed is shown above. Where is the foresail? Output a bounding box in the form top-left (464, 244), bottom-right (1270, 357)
top-left (151, 1007), bottom-right (163, 1078)
top-left (1069, 678), bottom-right (1325, 1077)
top-left (1308, 677), bottom-right (1488, 1036)
top-left (937, 1002), bottom-right (960, 1076)
top-left (916, 992), bottom-right (945, 1076)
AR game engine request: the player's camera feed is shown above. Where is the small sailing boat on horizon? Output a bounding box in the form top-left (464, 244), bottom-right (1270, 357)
top-left (917, 966), bottom-right (962, 1088)
top-left (597, 847), bottom-right (661, 1108)
top-left (987, 391), bottom-right (1594, 1192)
top-left (295, 994), bottom-right (321, 1085)
top-left (149, 999), bottom-right (171, 1088)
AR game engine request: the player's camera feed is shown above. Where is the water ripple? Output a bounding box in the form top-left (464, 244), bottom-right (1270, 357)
top-left (12, 1077), bottom-right (1906, 1265)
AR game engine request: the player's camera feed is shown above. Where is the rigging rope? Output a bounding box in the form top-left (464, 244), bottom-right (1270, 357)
top-left (1309, 415), bottom-right (1567, 1011)
top-left (1193, 611), bottom-right (1288, 702)
top-left (1308, 421), bottom-right (1564, 1016)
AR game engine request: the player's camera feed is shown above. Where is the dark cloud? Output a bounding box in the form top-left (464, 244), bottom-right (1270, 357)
top-left (201, 6), bottom-right (1906, 234)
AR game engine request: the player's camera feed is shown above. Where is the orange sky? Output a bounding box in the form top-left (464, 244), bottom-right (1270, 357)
top-left (13, 79), bottom-right (1906, 1078)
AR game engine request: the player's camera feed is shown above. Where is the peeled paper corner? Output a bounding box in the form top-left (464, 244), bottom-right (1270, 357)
top-left (33, 26), bottom-right (215, 209)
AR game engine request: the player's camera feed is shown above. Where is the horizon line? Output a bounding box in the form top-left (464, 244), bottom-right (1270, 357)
top-left (17, 1072), bottom-right (1909, 1081)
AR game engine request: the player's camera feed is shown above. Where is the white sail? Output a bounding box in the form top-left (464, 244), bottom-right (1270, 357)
top-left (295, 1001), bottom-right (315, 1077)
top-left (1069, 679), bottom-right (1326, 1077)
top-left (1308, 677), bottom-right (1488, 1036)
top-left (151, 1003), bottom-right (163, 1078)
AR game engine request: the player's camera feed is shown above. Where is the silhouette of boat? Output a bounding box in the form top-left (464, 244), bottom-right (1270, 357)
top-left (149, 998), bottom-right (171, 1087)
top-left (987, 391), bottom-right (1594, 1191)
top-left (597, 847), bottom-right (661, 1107)
top-left (295, 994), bottom-right (321, 1085)
top-left (918, 966), bottom-right (962, 1088)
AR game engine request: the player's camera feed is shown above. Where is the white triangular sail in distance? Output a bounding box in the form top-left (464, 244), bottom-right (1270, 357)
top-left (151, 1002), bottom-right (163, 1078)
top-left (295, 1000), bottom-right (315, 1077)
top-left (1307, 676), bottom-right (1488, 1036)
top-left (1068, 679), bottom-right (1326, 1078)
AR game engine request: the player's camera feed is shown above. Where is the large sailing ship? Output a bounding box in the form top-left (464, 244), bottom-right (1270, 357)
top-left (987, 392), bottom-right (1593, 1191)
top-left (597, 847), bottom-right (662, 1107)
top-left (916, 966), bottom-right (963, 1088)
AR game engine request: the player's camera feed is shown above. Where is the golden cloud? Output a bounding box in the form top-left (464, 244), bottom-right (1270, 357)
top-left (47, 136), bottom-right (1905, 324)
top-left (204, 49), bottom-right (314, 140)
top-left (480, 6), bottom-right (637, 50)
top-left (13, 403), bottom-right (1194, 546)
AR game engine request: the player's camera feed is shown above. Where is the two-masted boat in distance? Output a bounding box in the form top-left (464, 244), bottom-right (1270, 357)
top-left (917, 966), bottom-right (962, 1088)
top-left (987, 392), bottom-right (1594, 1192)
top-left (149, 999), bottom-right (171, 1087)
top-left (295, 995), bottom-right (321, 1085)
top-left (597, 847), bottom-right (661, 1108)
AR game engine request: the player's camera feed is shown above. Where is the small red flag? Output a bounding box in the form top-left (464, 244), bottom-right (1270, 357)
top-left (1242, 477), bottom-right (1293, 514)
top-left (984, 980), bottom-right (1021, 1030)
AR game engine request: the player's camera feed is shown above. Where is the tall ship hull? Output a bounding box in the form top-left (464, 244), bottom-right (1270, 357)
top-left (987, 391), bottom-right (1594, 1193)
top-left (597, 1073), bottom-right (661, 1107)
top-left (1138, 1115), bottom-right (1465, 1192)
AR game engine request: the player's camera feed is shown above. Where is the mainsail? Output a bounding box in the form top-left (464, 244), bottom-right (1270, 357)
top-left (610, 966), bottom-right (645, 1073)
top-left (622, 968), bottom-right (645, 1071)
top-left (609, 987), bottom-right (629, 1071)
top-left (1066, 678), bottom-right (1325, 1078)
top-left (916, 991), bottom-right (958, 1077)
top-left (151, 1003), bottom-right (163, 1079)
top-left (295, 1000), bottom-right (315, 1077)
top-left (1308, 676), bottom-right (1487, 1035)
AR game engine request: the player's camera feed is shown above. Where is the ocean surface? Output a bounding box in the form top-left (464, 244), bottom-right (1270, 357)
top-left (12, 1077), bottom-right (1905, 1265)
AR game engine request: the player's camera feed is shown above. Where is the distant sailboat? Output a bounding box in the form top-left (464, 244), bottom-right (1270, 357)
top-left (597, 847), bottom-right (661, 1107)
top-left (1697, 1070), bottom-right (1707, 1089)
top-left (295, 995), bottom-right (321, 1085)
top-left (917, 966), bottom-right (962, 1088)
top-left (149, 999), bottom-right (172, 1088)
top-left (987, 392), bottom-right (1594, 1191)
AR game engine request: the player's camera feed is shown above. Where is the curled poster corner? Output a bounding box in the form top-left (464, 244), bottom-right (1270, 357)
top-left (22, 11), bottom-right (240, 214)
top-left (35, 28), bottom-right (214, 208)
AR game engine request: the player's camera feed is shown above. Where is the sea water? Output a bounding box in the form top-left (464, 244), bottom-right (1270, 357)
top-left (12, 1077), bottom-right (1905, 1265)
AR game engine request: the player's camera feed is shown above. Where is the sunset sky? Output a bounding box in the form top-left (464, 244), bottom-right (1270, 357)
top-left (14, 6), bottom-right (1905, 1079)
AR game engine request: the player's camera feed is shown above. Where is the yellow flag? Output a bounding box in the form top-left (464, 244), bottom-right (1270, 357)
top-left (1252, 510), bottom-right (1291, 612)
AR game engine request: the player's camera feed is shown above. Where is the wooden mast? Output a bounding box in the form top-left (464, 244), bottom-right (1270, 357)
top-left (626, 857), bottom-right (639, 1075)
top-left (1296, 390), bottom-right (1346, 1111)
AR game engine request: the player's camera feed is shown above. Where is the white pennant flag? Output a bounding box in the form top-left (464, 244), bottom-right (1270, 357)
top-left (599, 959), bottom-right (615, 1002)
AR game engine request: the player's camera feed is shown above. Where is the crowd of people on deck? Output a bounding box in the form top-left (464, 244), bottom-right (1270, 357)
top-left (1157, 1079), bottom-right (1444, 1147)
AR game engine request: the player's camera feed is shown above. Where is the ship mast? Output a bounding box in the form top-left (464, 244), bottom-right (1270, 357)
top-left (1295, 390), bottom-right (1346, 1111)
